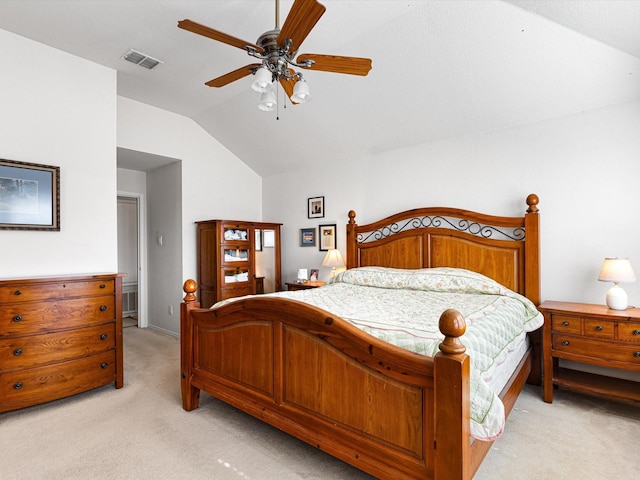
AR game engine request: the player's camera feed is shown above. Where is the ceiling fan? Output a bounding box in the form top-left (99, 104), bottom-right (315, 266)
top-left (178, 0), bottom-right (372, 111)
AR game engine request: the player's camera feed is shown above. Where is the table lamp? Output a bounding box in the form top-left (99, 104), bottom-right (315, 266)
top-left (598, 257), bottom-right (636, 310)
top-left (322, 249), bottom-right (345, 278)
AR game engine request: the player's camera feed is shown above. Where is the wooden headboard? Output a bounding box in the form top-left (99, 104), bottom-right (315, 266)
top-left (346, 194), bottom-right (540, 305)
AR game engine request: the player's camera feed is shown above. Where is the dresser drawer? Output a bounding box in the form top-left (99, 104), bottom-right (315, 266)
top-left (0, 295), bottom-right (116, 337)
top-left (0, 350), bottom-right (116, 406)
top-left (220, 285), bottom-right (253, 300)
top-left (553, 334), bottom-right (640, 366)
top-left (0, 323), bottom-right (115, 370)
top-left (0, 279), bottom-right (114, 303)
top-left (583, 319), bottom-right (615, 339)
top-left (551, 315), bottom-right (582, 335)
top-left (619, 323), bottom-right (640, 342)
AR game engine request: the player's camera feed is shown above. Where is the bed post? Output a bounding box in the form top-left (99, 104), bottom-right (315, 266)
top-left (346, 210), bottom-right (358, 269)
top-left (180, 279), bottom-right (201, 411)
top-left (524, 193), bottom-right (542, 385)
top-left (434, 309), bottom-right (471, 480)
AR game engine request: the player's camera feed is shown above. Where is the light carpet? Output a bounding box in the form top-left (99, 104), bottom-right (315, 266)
top-left (1, 327), bottom-right (638, 479)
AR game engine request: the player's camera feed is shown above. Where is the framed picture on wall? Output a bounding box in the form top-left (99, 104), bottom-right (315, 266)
top-left (307, 196), bottom-right (324, 219)
top-left (318, 224), bottom-right (337, 251)
top-left (0, 158), bottom-right (60, 231)
top-left (300, 228), bottom-right (316, 247)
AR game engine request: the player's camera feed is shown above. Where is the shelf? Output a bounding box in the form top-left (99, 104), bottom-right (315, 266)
top-left (554, 367), bottom-right (640, 402)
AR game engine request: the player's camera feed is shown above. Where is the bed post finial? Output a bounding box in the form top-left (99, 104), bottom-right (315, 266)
top-left (526, 193), bottom-right (539, 213)
top-left (438, 309), bottom-right (466, 355)
top-left (183, 279), bottom-right (197, 303)
top-left (348, 210), bottom-right (356, 224)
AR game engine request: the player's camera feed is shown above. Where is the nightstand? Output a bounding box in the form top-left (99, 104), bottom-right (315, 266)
top-left (538, 301), bottom-right (640, 403)
top-left (286, 281), bottom-right (325, 291)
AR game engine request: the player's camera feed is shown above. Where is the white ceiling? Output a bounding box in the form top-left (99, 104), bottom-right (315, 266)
top-left (1, 0), bottom-right (639, 175)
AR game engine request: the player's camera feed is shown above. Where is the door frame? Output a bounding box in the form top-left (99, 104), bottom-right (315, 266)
top-left (117, 191), bottom-right (148, 328)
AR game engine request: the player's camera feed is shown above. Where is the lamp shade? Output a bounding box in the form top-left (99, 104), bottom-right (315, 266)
top-left (291, 78), bottom-right (311, 104)
top-left (251, 66), bottom-right (272, 93)
top-left (258, 84), bottom-right (277, 111)
top-left (598, 257), bottom-right (636, 310)
top-left (598, 258), bottom-right (637, 283)
top-left (322, 249), bottom-right (345, 268)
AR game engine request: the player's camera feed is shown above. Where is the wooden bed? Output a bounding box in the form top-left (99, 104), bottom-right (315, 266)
top-left (180, 194), bottom-right (541, 480)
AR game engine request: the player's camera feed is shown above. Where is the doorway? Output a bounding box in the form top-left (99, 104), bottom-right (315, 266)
top-left (117, 193), bottom-right (147, 328)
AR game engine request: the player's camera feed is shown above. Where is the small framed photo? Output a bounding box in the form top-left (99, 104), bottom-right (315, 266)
top-left (300, 228), bottom-right (316, 247)
top-left (307, 196), bottom-right (324, 219)
top-left (0, 158), bottom-right (60, 231)
top-left (318, 224), bottom-right (337, 251)
top-left (309, 269), bottom-right (319, 282)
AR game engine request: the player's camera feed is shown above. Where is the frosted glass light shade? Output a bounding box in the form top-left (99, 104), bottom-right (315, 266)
top-left (251, 66), bottom-right (272, 93)
top-left (598, 257), bottom-right (636, 310)
top-left (291, 79), bottom-right (311, 104)
top-left (258, 84), bottom-right (277, 111)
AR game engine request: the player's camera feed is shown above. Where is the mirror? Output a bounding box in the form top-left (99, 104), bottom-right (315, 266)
top-left (255, 229), bottom-right (278, 293)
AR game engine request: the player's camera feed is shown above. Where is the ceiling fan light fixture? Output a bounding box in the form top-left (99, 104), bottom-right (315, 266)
top-left (291, 78), bottom-right (311, 104)
top-left (251, 66), bottom-right (273, 93)
top-left (258, 83), bottom-right (277, 111)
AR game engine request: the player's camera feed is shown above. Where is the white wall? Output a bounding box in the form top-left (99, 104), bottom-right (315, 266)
top-left (263, 100), bottom-right (640, 308)
top-left (117, 97), bottom-right (262, 334)
top-left (0, 29), bottom-right (117, 278)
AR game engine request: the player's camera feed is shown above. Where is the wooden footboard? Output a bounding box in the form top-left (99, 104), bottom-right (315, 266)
top-left (181, 280), bottom-right (479, 480)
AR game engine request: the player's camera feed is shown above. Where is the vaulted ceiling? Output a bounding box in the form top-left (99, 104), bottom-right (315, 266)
top-left (1, 1), bottom-right (639, 176)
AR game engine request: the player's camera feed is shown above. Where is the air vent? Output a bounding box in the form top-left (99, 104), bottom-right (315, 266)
top-left (121, 48), bottom-right (163, 70)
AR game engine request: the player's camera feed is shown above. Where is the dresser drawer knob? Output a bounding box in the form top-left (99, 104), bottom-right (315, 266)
top-left (595, 326), bottom-right (603, 332)
top-left (562, 341), bottom-right (570, 346)
top-left (100, 333), bottom-right (108, 341)
top-left (12, 315), bottom-right (23, 322)
top-left (14, 290), bottom-right (21, 296)
top-left (13, 348), bottom-right (23, 356)
top-left (101, 362), bottom-right (108, 369)
top-left (635, 352), bottom-right (640, 358)
top-left (14, 382), bottom-right (23, 390)
top-left (562, 321), bottom-right (569, 327)
top-left (634, 330), bottom-right (640, 336)
top-left (100, 284), bottom-right (106, 289)
top-left (100, 305), bottom-right (107, 312)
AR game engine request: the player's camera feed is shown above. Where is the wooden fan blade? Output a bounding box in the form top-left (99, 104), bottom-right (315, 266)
top-left (279, 70), bottom-right (299, 105)
top-left (297, 54), bottom-right (372, 76)
top-left (278, 0), bottom-right (326, 53)
top-left (205, 64), bottom-right (261, 88)
top-left (178, 19), bottom-right (262, 53)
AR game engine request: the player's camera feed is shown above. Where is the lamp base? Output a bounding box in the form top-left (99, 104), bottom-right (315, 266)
top-left (606, 284), bottom-right (628, 310)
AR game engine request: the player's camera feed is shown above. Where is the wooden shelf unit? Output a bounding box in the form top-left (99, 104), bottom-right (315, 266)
top-left (196, 220), bottom-right (282, 308)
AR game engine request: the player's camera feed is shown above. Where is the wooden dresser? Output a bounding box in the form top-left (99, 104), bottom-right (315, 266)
top-left (0, 274), bottom-right (124, 413)
top-left (539, 301), bottom-right (640, 403)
